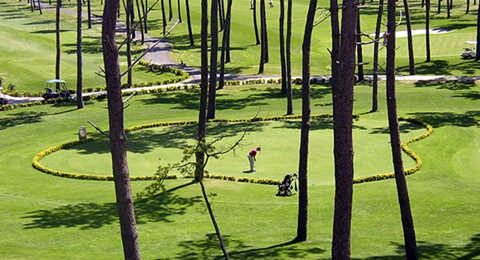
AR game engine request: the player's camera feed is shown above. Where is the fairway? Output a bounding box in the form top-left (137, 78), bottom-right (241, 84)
top-left (2, 81), bottom-right (480, 259)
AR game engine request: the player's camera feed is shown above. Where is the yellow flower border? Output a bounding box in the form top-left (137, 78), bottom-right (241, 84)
top-left (32, 115), bottom-right (432, 184)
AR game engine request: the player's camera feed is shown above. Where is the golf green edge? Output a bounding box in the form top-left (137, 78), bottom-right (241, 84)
top-left (32, 115), bottom-right (433, 185)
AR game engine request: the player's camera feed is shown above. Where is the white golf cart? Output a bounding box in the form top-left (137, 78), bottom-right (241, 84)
top-left (461, 41), bottom-right (477, 59)
top-left (42, 79), bottom-right (71, 100)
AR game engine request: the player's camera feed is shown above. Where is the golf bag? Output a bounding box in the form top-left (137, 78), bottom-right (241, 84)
top-left (277, 173), bottom-right (298, 196)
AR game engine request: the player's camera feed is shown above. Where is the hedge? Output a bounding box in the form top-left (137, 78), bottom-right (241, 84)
top-left (32, 115), bottom-right (432, 185)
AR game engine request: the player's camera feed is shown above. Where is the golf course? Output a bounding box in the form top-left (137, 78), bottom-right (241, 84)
top-left (1, 0), bottom-right (480, 258)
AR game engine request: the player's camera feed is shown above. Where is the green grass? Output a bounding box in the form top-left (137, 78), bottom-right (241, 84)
top-left (2, 0), bottom-right (480, 93)
top-left (1, 80), bottom-right (480, 259)
top-left (0, 0), bottom-right (178, 93)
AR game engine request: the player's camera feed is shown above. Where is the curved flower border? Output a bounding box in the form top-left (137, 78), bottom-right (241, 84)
top-left (32, 115), bottom-right (432, 185)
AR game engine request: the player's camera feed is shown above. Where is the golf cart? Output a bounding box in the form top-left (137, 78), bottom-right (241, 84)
top-left (461, 41), bottom-right (477, 59)
top-left (43, 79), bottom-right (71, 100)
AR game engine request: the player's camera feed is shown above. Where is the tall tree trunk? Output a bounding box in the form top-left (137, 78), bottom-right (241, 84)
top-left (285, 0), bottom-right (293, 114)
top-left (161, 0), bottom-right (167, 35)
top-left (426, 0), bottom-right (431, 62)
top-left (208, 0), bottom-right (218, 120)
top-left (196, 0), bottom-right (209, 181)
top-left (77, 0), bottom-right (84, 109)
top-left (386, 0), bottom-right (419, 256)
top-left (37, 0), bottom-right (43, 15)
top-left (55, 0), bottom-right (61, 81)
top-left (356, 10), bottom-right (364, 82)
top-left (446, 0), bottom-right (451, 18)
top-left (371, 0), bottom-right (384, 112)
top-left (279, 0), bottom-right (287, 94)
top-left (168, 0), bottom-right (173, 20)
top-left (476, 2), bottom-right (480, 60)
top-left (87, 0), bottom-right (92, 28)
top-left (403, 0), bottom-right (416, 75)
top-left (258, 0), bottom-right (266, 73)
top-left (102, 0), bottom-right (141, 258)
top-left (218, 0), bottom-right (224, 30)
top-left (252, 0), bottom-right (260, 45)
top-left (263, 0), bottom-right (269, 63)
top-left (126, 0), bottom-right (133, 88)
top-left (466, 0), bottom-right (470, 13)
top-left (296, 0), bottom-right (317, 242)
top-left (186, 0), bottom-right (194, 45)
top-left (331, 0), bottom-right (357, 257)
top-left (136, 0), bottom-right (145, 44)
top-left (143, 0), bottom-right (149, 33)
top-left (218, 0), bottom-right (233, 89)
top-left (177, 0), bottom-right (182, 22)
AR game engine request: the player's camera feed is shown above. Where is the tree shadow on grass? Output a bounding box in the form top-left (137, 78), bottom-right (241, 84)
top-left (22, 181), bottom-right (200, 230)
top-left (0, 104), bottom-right (83, 131)
top-left (397, 60), bottom-right (480, 76)
top-left (356, 234), bottom-right (480, 259)
top-left (0, 111), bottom-right (46, 131)
top-left (413, 79), bottom-right (477, 90)
top-left (173, 237), bottom-right (325, 260)
top-left (453, 91), bottom-right (480, 100)
top-left (67, 121), bottom-right (259, 155)
top-left (140, 84), bottom-right (331, 111)
top-left (407, 111), bottom-right (480, 128)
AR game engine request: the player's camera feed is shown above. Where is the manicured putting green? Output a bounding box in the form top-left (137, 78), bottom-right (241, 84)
top-left (38, 118), bottom-right (425, 183)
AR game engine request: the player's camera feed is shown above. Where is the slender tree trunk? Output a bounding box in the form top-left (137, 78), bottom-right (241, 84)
top-left (258, 0), bottom-right (266, 73)
top-left (161, 0), bottom-right (167, 35)
top-left (102, 0), bottom-right (141, 257)
top-left (196, 0), bottom-right (209, 181)
top-left (143, 0), bottom-right (149, 33)
top-left (356, 10), bottom-right (364, 82)
top-left (426, 0), bottom-right (431, 62)
top-left (37, 0), bottom-right (43, 14)
top-left (446, 0), bottom-right (451, 18)
top-left (168, 0), bottom-right (173, 20)
top-left (218, 0), bottom-right (224, 30)
top-left (263, 0), bottom-right (269, 63)
top-left (177, 0), bottom-right (182, 22)
top-left (279, 0), bottom-right (287, 94)
top-left (296, 0), bottom-right (317, 242)
top-left (466, 0), bottom-right (470, 13)
top-left (207, 0), bottom-right (218, 120)
top-left (437, 0), bottom-right (441, 14)
top-left (87, 0), bottom-right (92, 28)
top-left (386, 0), bottom-right (419, 256)
top-left (218, 0), bottom-right (233, 89)
top-left (55, 0), bottom-right (61, 81)
top-left (403, 0), bottom-right (416, 75)
top-left (476, 2), bottom-right (480, 60)
top-left (136, 0), bottom-right (145, 44)
top-left (186, 0), bottom-right (194, 45)
top-left (371, 0), bottom-right (384, 112)
top-left (285, 0), bottom-right (293, 114)
top-left (77, 0), bottom-right (84, 109)
top-left (126, 0), bottom-right (133, 88)
top-left (331, 0), bottom-right (357, 257)
top-left (252, 0), bottom-right (260, 45)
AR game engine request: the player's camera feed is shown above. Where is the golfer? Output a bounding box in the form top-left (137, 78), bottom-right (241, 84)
top-left (247, 147), bottom-right (261, 172)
